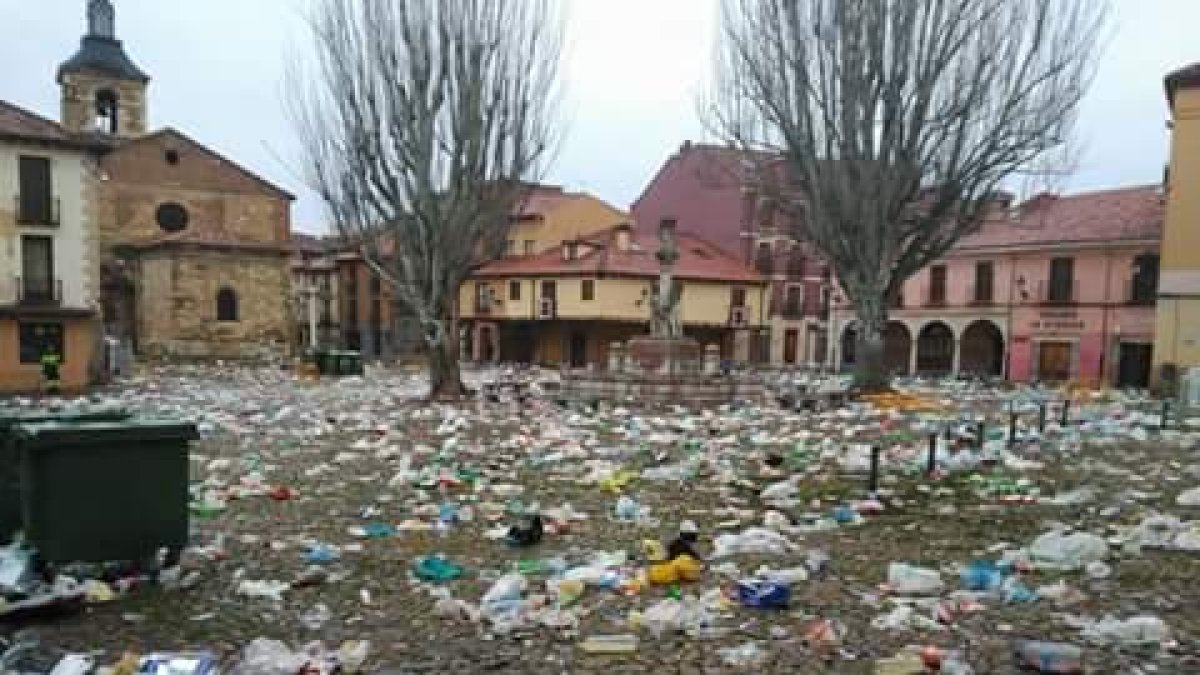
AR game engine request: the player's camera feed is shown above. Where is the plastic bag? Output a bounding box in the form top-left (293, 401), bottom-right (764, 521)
top-left (229, 639), bottom-right (308, 675)
top-left (1081, 615), bottom-right (1170, 646)
top-left (1176, 486), bottom-right (1200, 506)
top-left (718, 642), bottom-right (769, 669)
top-left (887, 563), bottom-right (943, 595)
top-left (712, 528), bottom-right (796, 558)
top-left (480, 574), bottom-right (526, 633)
top-left (1027, 531), bottom-right (1108, 570)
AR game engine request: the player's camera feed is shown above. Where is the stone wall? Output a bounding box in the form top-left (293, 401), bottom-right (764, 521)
top-left (137, 249), bottom-right (291, 359)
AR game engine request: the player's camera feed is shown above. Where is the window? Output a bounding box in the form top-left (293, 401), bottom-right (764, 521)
top-left (19, 322), bottom-right (64, 364)
top-left (928, 265), bottom-right (947, 306)
top-left (18, 156), bottom-right (53, 225)
top-left (1048, 257), bottom-right (1074, 304)
top-left (475, 283), bottom-right (491, 311)
top-left (1131, 253), bottom-right (1159, 305)
top-left (95, 89), bottom-right (119, 134)
top-left (509, 280), bottom-right (521, 301)
top-left (156, 203), bottom-right (189, 233)
top-left (973, 261), bottom-right (994, 304)
top-left (581, 279), bottom-right (595, 301)
top-left (754, 243), bottom-right (774, 275)
top-left (20, 235), bottom-right (54, 304)
top-left (165, 149), bottom-right (180, 165)
top-left (784, 286), bottom-right (801, 316)
top-left (524, 240), bottom-right (535, 256)
top-left (787, 248), bottom-right (806, 277)
top-left (731, 287), bottom-right (748, 307)
top-left (216, 288), bottom-right (239, 321)
top-left (369, 276), bottom-right (381, 295)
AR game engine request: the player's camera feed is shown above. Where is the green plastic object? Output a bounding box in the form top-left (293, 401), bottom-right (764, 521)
top-left (0, 407), bottom-right (130, 545)
top-left (338, 351), bottom-right (364, 376)
top-left (14, 418), bottom-right (196, 565)
top-left (413, 555), bottom-right (464, 582)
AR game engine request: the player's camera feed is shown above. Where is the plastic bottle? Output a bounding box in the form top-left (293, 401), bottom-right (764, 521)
top-left (579, 635), bottom-right (638, 654)
top-left (1012, 640), bottom-right (1083, 673)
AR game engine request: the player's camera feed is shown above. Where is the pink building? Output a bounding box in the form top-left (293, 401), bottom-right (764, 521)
top-left (830, 186), bottom-right (1164, 386)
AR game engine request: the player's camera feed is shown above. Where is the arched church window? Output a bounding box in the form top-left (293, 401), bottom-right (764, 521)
top-left (216, 288), bottom-right (239, 322)
top-left (95, 89), bottom-right (119, 134)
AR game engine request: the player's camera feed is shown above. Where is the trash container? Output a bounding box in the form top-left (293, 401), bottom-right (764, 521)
top-left (14, 418), bottom-right (197, 566)
top-left (338, 351), bottom-right (364, 376)
top-left (0, 407), bottom-right (130, 544)
top-left (315, 349), bottom-right (336, 376)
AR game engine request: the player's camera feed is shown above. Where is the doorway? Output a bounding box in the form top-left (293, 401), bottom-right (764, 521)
top-left (568, 331), bottom-right (587, 368)
top-left (1116, 342), bottom-right (1153, 388)
top-left (1037, 341), bottom-right (1074, 382)
top-left (783, 329), bottom-right (799, 364)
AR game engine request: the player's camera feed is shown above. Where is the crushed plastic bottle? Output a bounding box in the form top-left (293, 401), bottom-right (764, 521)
top-left (1012, 640), bottom-right (1083, 673)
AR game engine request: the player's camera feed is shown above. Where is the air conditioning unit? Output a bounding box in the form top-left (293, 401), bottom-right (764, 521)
top-left (730, 305), bottom-right (748, 328)
top-left (538, 297), bottom-right (556, 319)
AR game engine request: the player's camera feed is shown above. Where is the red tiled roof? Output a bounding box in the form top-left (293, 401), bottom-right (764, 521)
top-left (474, 226), bottom-right (765, 283)
top-left (515, 184), bottom-right (575, 218)
top-left (954, 185), bottom-right (1163, 251)
top-left (0, 99), bottom-right (76, 145)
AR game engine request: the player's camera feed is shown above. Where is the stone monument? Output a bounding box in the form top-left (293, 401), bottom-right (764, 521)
top-left (626, 219), bottom-right (702, 376)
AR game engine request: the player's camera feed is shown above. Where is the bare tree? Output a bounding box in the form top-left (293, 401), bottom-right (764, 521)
top-left (290, 0), bottom-right (562, 399)
top-left (709, 0), bottom-right (1108, 389)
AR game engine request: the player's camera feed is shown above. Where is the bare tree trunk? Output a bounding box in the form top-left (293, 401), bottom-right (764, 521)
top-left (423, 316), bottom-right (467, 400)
top-left (854, 297), bottom-right (888, 392)
top-left (428, 329), bottom-right (466, 400)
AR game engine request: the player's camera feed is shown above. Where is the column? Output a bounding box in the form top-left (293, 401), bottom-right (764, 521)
top-left (951, 338), bottom-right (962, 377)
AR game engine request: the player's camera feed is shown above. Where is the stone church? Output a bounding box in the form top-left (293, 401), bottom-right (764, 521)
top-left (64, 0), bottom-right (294, 358)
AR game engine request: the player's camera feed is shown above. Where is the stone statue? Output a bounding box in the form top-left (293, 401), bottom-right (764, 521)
top-left (650, 219), bottom-right (683, 339)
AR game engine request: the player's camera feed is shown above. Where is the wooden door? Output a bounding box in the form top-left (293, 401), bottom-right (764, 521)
top-left (783, 329), bottom-right (799, 364)
top-left (1037, 342), bottom-right (1073, 381)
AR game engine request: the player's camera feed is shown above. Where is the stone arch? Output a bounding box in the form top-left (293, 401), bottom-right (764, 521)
top-left (959, 320), bottom-right (1004, 377)
top-left (95, 88), bottom-right (119, 134)
top-left (883, 321), bottom-right (912, 376)
top-left (916, 321), bottom-right (954, 375)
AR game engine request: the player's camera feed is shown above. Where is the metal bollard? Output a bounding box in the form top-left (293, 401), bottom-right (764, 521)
top-left (1008, 410), bottom-right (1018, 448)
top-left (1060, 399), bottom-right (1071, 427)
top-left (927, 432), bottom-right (938, 476)
top-left (868, 445), bottom-right (881, 494)
top-left (1038, 402), bottom-right (1047, 433)
top-left (975, 422), bottom-right (985, 450)
top-left (1162, 400), bottom-right (1171, 432)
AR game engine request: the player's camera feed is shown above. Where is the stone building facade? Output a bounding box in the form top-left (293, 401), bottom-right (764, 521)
top-left (54, 0), bottom-right (295, 359)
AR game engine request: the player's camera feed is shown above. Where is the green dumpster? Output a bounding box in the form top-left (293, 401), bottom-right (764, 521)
top-left (0, 407), bottom-right (129, 544)
top-left (337, 350), bottom-right (364, 376)
top-left (14, 418), bottom-right (197, 566)
top-left (315, 349), bottom-right (336, 376)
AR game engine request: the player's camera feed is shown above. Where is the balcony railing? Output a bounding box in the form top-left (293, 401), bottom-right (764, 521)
top-left (967, 284), bottom-right (995, 306)
top-left (15, 276), bottom-right (63, 307)
top-left (1037, 280), bottom-right (1076, 305)
top-left (15, 196), bottom-right (61, 227)
top-left (1128, 279), bottom-right (1157, 306)
top-left (923, 290), bottom-right (947, 308)
top-left (474, 297), bottom-right (494, 314)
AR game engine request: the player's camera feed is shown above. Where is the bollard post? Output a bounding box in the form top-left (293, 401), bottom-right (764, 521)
top-left (1038, 402), bottom-right (1047, 433)
top-left (1162, 400), bottom-right (1171, 432)
top-left (868, 445), bottom-right (881, 494)
top-left (1060, 399), bottom-right (1071, 427)
top-left (927, 433), bottom-right (938, 476)
top-left (975, 422), bottom-right (985, 450)
top-left (1008, 410), bottom-right (1018, 448)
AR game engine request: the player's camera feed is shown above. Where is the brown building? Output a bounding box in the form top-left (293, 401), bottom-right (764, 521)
top-left (632, 142), bottom-right (831, 366)
top-left (60, 0), bottom-right (294, 358)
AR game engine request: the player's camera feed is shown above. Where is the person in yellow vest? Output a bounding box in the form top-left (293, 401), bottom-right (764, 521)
top-left (40, 345), bottom-right (62, 395)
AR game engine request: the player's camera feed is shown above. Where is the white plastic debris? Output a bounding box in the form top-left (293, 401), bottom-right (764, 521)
top-left (886, 563), bottom-right (943, 595)
top-left (1027, 531), bottom-right (1109, 570)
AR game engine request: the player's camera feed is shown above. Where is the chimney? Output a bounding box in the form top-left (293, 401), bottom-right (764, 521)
top-left (614, 223), bottom-right (632, 252)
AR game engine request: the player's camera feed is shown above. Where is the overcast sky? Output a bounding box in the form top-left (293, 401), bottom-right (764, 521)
top-left (1, 1), bottom-right (1195, 233)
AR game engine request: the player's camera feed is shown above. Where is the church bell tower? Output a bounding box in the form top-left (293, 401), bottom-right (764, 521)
top-left (58, 0), bottom-right (150, 137)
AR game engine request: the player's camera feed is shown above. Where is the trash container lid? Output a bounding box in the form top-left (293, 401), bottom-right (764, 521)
top-left (14, 418), bottom-right (199, 447)
top-left (0, 406), bottom-right (130, 430)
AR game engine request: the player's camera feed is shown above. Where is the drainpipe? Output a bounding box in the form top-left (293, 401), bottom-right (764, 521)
top-left (1005, 253), bottom-right (1017, 380)
top-left (1099, 250), bottom-right (1113, 386)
